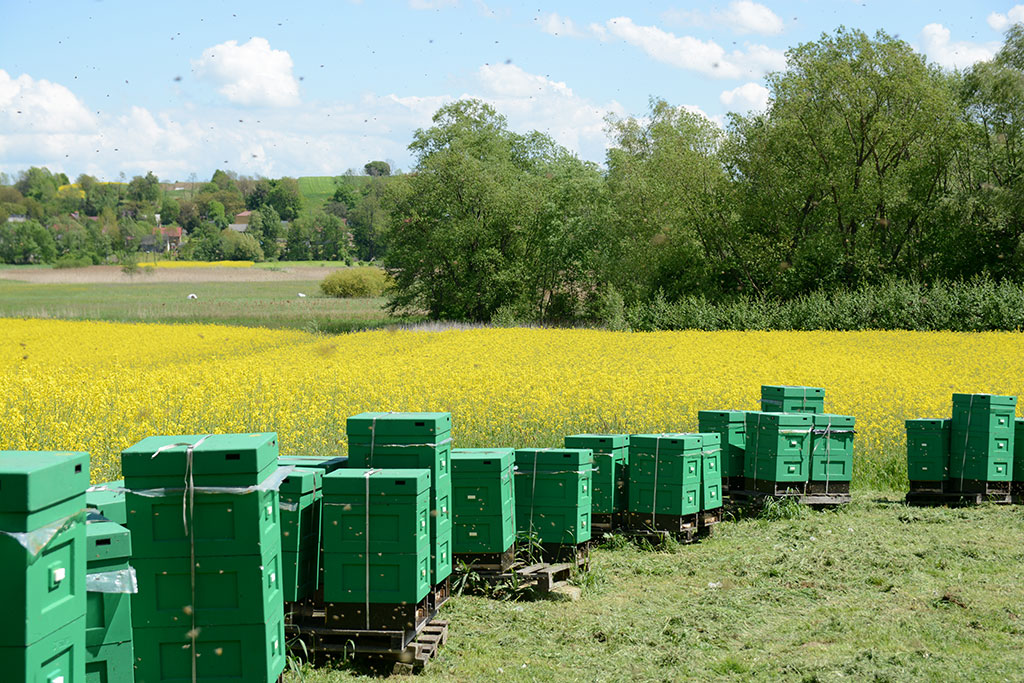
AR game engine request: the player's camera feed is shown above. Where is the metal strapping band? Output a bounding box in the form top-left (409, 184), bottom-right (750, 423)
top-left (528, 449), bottom-right (551, 539)
top-left (150, 434), bottom-right (212, 683)
top-left (959, 395), bottom-right (973, 491)
top-left (363, 468), bottom-right (381, 630)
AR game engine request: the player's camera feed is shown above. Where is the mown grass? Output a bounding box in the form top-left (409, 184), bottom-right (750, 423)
top-left (0, 279), bottom-right (419, 333)
top-left (286, 493), bottom-right (1024, 681)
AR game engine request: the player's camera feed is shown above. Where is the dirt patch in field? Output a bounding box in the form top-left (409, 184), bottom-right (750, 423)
top-left (0, 265), bottom-right (346, 284)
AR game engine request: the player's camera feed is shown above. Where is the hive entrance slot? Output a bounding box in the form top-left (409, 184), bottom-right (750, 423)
top-left (226, 453), bottom-right (241, 460)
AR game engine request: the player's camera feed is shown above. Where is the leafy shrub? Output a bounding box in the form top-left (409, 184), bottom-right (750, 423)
top-left (319, 267), bottom-right (390, 298)
top-left (52, 254), bottom-right (94, 269)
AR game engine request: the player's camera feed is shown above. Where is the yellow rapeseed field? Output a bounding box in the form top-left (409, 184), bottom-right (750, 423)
top-left (138, 260), bottom-right (255, 268)
top-left (2, 318), bottom-right (1023, 486)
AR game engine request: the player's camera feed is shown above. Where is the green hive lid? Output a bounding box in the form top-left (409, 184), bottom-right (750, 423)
top-left (278, 455), bottom-right (348, 472)
top-left (121, 432), bottom-right (278, 479)
top-left (322, 468), bottom-right (430, 497)
top-left (564, 434), bottom-right (629, 450)
top-left (630, 434), bottom-right (705, 451)
top-left (514, 448), bottom-right (593, 468)
top-left (279, 467), bottom-right (323, 495)
top-left (0, 451), bottom-right (90, 514)
top-left (761, 385), bottom-right (826, 399)
top-left (951, 393), bottom-right (1017, 407)
top-left (451, 448), bottom-right (515, 471)
top-left (346, 412), bottom-right (452, 439)
top-left (86, 479), bottom-right (124, 505)
top-left (812, 414), bottom-right (855, 429)
top-left (86, 520), bottom-right (132, 562)
top-left (746, 412), bottom-right (813, 427)
top-left (698, 410), bottom-right (747, 423)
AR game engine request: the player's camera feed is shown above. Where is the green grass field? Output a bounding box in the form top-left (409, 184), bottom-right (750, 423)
top-left (0, 279), bottom-right (417, 333)
top-left (287, 494), bottom-right (1024, 681)
top-left (298, 176), bottom-right (341, 209)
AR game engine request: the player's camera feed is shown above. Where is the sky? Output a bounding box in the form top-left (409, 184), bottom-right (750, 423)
top-left (1, 0), bottom-right (1021, 182)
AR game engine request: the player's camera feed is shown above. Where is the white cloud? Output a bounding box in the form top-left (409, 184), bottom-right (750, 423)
top-left (409, 0), bottom-right (458, 8)
top-left (473, 63), bottom-right (625, 159)
top-left (540, 12), bottom-right (585, 38)
top-left (603, 17), bottom-right (785, 79)
top-left (720, 82), bottom-right (770, 112)
top-left (920, 23), bottom-right (998, 70)
top-left (665, 1), bottom-right (784, 36)
top-left (988, 6), bottom-right (1024, 32)
top-left (192, 37), bottom-right (300, 107)
top-left (0, 70), bottom-right (96, 133)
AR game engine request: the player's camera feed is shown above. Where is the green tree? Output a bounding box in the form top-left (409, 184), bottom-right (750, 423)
top-left (364, 160), bottom-right (391, 177)
top-left (127, 171), bottom-right (161, 203)
top-left (268, 177), bottom-right (303, 220)
top-left (727, 27), bottom-right (959, 295)
top-left (220, 228), bottom-right (264, 261)
top-left (285, 218), bottom-right (313, 260)
top-left (0, 219), bottom-right (57, 263)
top-left (159, 197), bottom-right (181, 226)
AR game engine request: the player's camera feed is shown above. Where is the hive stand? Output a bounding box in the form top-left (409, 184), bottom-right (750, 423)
top-left (453, 542), bottom-right (589, 596)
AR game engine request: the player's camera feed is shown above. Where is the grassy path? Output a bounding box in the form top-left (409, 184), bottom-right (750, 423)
top-left (291, 493), bottom-right (1024, 681)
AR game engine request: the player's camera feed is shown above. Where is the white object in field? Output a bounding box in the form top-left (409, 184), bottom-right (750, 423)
top-left (187, 293), bottom-right (198, 300)
top-left (298, 292), bottom-right (306, 297)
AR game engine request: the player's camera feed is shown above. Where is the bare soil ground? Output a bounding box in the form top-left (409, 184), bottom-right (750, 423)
top-left (0, 265), bottom-right (344, 284)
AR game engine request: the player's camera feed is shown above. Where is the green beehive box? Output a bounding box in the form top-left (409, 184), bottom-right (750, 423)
top-left (125, 486), bottom-right (281, 560)
top-left (565, 435), bottom-right (629, 515)
top-left (513, 469), bottom-right (592, 507)
top-left (698, 411), bottom-right (747, 479)
top-left (347, 412), bottom-right (452, 440)
top-left (433, 519), bottom-right (452, 585)
top-left (906, 419), bottom-right (951, 482)
top-left (810, 414), bottom-right (855, 483)
top-left (121, 433), bottom-right (279, 489)
top-left (701, 477), bottom-right (722, 511)
top-left (85, 521), bottom-right (133, 648)
top-left (514, 448), bottom-right (593, 470)
top-left (948, 450), bottom-right (1012, 482)
top-left (451, 449), bottom-right (516, 554)
top-left (0, 451), bottom-right (90, 531)
top-left (951, 394), bottom-right (1017, 435)
top-left (629, 452), bottom-right (700, 485)
top-left (321, 470), bottom-right (430, 555)
top-left (278, 455), bottom-right (348, 472)
top-left (1015, 419), bottom-right (1024, 483)
top-left (131, 549), bottom-right (283, 629)
top-left (628, 482), bottom-right (700, 516)
top-left (629, 434), bottom-right (704, 456)
top-left (347, 443), bottom-right (450, 480)
top-left (744, 412), bottom-right (813, 482)
top-left (132, 609), bottom-right (285, 683)
top-left (950, 431), bottom-right (1013, 460)
top-left (85, 640), bottom-right (134, 683)
top-left (760, 385), bottom-right (826, 414)
top-left (0, 617), bottom-right (85, 683)
top-left (279, 468), bottom-right (322, 551)
top-left (0, 519), bottom-right (85, 647)
top-left (282, 545), bottom-right (319, 603)
top-left (746, 454), bottom-right (809, 483)
top-left (322, 550), bottom-right (431, 604)
top-left (86, 480), bottom-right (127, 526)
top-left (514, 505), bottom-right (591, 545)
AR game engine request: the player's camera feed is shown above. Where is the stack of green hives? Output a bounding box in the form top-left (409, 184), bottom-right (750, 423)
top-left (347, 413), bottom-right (452, 589)
top-left (85, 517), bottom-right (134, 682)
top-left (1015, 419), bottom-right (1024, 496)
top-left (514, 449), bottom-right (593, 551)
top-left (122, 433), bottom-right (286, 683)
top-left (321, 469), bottom-right (431, 629)
top-left (0, 451), bottom-right (90, 682)
top-left (278, 454), bottom-right (348, 603)
top-left (626, 434), bottom-right (721, 531)
top-left (760, 385), bottom-right (825, 414)
top-left (747, 385), bottom-right (855, 497)
top-left (86, 479), bottom-right (127, 524)
top-left (450, 449), bottom-right (516, 563)
top-left (564, 435), bottom-right (629, 528)
top-left (743, 412), bottom-right (814, 494)
top-left (906, 419), bottom-right (951, 492)
top-left (808, 413), bottom-right (856, 494)
top-left (949, 393), bottom-right (1015, 493)
top-left (279, 467), bottom-right (323, 603)
top-left (697, 411), bottom-right (746, 491)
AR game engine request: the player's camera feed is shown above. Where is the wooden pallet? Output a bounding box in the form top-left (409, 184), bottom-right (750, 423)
top-left (458, 543), bottom-right (588, 595)
top-left (697, 507), bottom-right (723, 536)
top-left (806, 480), bottom-right (850, 495)
top-left (454, 546), bottom-right (515, 572)
top-left (905, 490), bottom-right (1015, 506)
top-left (288, 619), bottom-right (449, 674)
top-left (729, 489), bottom-right (851, 508)
top-left (620, 511), bottom-right (700, 544)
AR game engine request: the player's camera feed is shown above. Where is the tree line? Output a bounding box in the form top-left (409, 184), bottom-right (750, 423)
top-left (0, 162), bottom-right (391, 265)
top-left (382, 26), bottom-right (1024, 324)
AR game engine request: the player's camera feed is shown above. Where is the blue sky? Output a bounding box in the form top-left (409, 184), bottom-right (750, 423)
top-left (0, 0), bottom-right (1020, 182)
